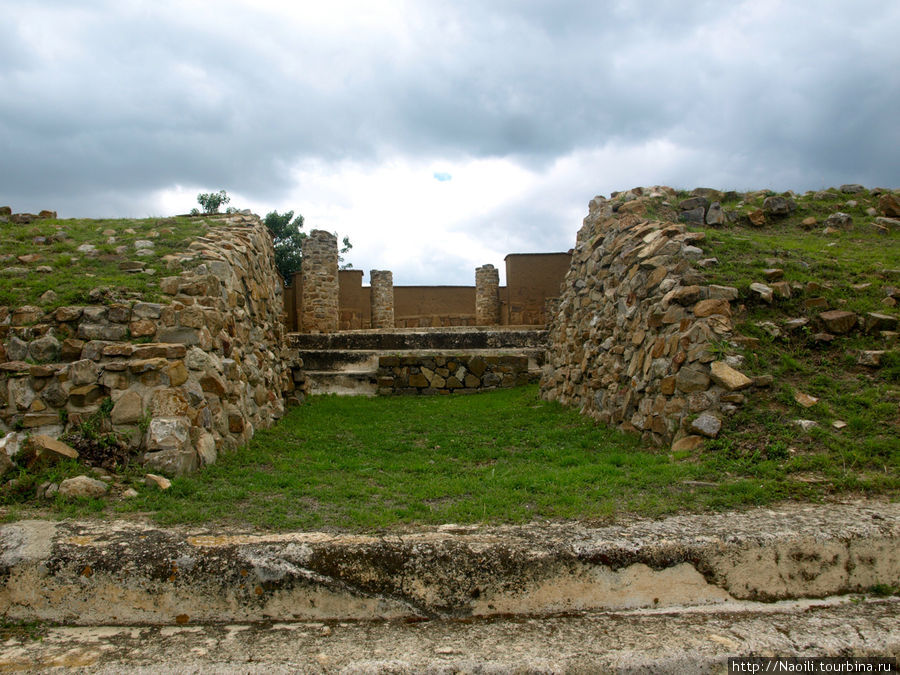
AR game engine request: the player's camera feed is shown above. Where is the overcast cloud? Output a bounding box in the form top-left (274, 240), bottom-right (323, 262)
top-left (1, 0), bottom-right (898, 284)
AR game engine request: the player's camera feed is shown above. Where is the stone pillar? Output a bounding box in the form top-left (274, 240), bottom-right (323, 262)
top-left (370, 270), bottom-right (395, 329)
top-left (300, 230), bottom-right (339, 333)
top-left (475, 264), bottom-right (500, 326)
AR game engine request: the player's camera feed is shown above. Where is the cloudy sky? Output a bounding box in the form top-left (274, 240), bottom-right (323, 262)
top-left (2, 1), bottom-right (898, 285)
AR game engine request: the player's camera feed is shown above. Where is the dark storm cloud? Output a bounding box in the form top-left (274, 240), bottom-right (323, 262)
top-left (1, 0), bottom-right (898, 217)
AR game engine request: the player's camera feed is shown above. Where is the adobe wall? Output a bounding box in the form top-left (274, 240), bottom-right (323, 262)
top-left (0, 214), bottom-right (298, 475)
top-left (541, 196), bottom-right (742, 447)
top-left (505, 253), bottom-right (572, 326)
top-left (394, 286), bottom-right (478, 327)
top-left (338, 270), bottom-right (370, 330)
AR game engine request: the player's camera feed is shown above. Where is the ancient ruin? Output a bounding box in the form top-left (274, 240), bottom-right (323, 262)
top-left (0, 183), bottom-right (897, 478)
top-left (284, 241), bottom-right (570, 331)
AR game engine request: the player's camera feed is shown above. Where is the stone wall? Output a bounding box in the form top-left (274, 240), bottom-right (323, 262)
top-left (0, 214), bottom-right (298, 475)
top-left (376, 354), bottom-right (531, 395)
top-left (541, 196), bottom-right (749, 447)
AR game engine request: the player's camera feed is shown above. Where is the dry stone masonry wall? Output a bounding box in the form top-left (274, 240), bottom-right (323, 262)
top-left (541, 194), bottom-right (755, 447)
top-left (300, 230), bottom-right (339, 333)
top-left (377, 354), bottom-right (531, 395)
top-left (0, 214), bottom-right (297, 476)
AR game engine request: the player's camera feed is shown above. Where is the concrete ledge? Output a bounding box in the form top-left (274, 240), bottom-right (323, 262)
top-left (2, 598), bottom-right (898, 672)
top-left (1, 500), bottom-right (897, 626)
top-left (288, 328), bottom-right (548, 351)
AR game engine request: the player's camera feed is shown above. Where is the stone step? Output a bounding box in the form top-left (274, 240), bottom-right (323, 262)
top-left (298, 347), bottom-right (547, 373)
top-left (297, 350), bottom-right (381, 373)
top-left (302, 370), bottom-right (378, 397)
top-left (288, 328), bottom-right (548, 351)
top-left (2, 501), bottom-right (896, 626)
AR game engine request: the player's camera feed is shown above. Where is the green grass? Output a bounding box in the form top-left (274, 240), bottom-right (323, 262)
top-left (0, 216), bottom-right (210, 309)
top-left (4, 385), bottom-right (896, 531)
top-left (676, 188), bottom-right (900, 486)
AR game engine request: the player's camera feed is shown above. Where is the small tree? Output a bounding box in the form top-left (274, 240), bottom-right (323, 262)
top-left (264, 210), bottom-right (354, 284)
top-left (197, 189), bottom-right (230, 214)
top-left (265, 210), bottom-right (307, 283)
top-left (339, 235), bottom-right (353, 270)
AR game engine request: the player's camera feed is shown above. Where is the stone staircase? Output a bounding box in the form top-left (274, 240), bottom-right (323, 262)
top-left (288, 327), bottom-right (549, 396)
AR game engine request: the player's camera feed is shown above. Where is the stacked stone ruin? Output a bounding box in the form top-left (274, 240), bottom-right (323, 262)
top-left (540, 195), bottom-right (753, 447)
top-left (0, 214), bottom-right (297, 476)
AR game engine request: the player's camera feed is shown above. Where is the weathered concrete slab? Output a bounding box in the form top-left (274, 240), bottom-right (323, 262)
top-left (0, 501), bottom-right (897, 626)
top-left (1, 599), bottom-right (897, 672)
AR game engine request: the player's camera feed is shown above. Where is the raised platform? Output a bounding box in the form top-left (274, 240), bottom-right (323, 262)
top-left (288, 326), bottom-right (548, 351)
top-left (290, 327), bottom-right (549, 396)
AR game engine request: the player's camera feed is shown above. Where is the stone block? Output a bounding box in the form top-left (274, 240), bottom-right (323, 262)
top-left (157, 327), bottom-right (200, 345)
top-left (167, 361), bottom-right (189, 386)
top-left (150, 388), bottom-right (191, 417)
top-left (77, 323), bottom-right (128, 341)
top-left (68, 359), bottom-right (100, 386)
top-left (111, 390), bottom-right (143, 425)
top-left (200, 373), bottom-right (227, 397)
top-left (6, 336), bottom-right (28, 362)
top-left (144, 417), bottom-right (197, 476)
top-left (675, 367), bottom-right (710, 393)
top-left (709, 361), bottom-right (752, 391)
top-left (60, 339), bottom-right (85, 361)
top-left (196, 431), bottom-right (217, 465)
top-left (671, 435), bottom-right (704, 452)
top-left (864, 312), bottom-right (897, 333)
top-left (132, 343), bottom-right (188, 360)
top-left (22, 435), bottom-right (78, 469)
top-left (129, 319), bottom-right (157, 338)
top-left (54, 306), bottom-right (84, 323)
top-left (818, 310), bottom-right (857, 335)
top-left (690, 413), bottom-right (722, 438)
top-left (693, 299), bottom-right (731, 318)
top-left (145, 473), bottom-right (172, 490)
top-left (28, 335), bottom-right (60, 363)
top-left (132, 302), bottom-right (164, 319)
top-left (58, 475), bottom-right (109, 498)
top-left (21, 413), bottom-right (60, 428)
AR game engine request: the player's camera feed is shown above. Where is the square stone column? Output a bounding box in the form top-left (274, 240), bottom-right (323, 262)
top-left (300, 230), bottom-right (339, 333)
top-left (369, 270), bottom-right (395, 329)
top-left (475, 264), bottom-right (501, 326)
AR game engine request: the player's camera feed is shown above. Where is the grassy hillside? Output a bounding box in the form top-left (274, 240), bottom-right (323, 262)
top-left (620, 186), bottom-right (899, 492)
top-left (0, 216), bottom-right (209, 309)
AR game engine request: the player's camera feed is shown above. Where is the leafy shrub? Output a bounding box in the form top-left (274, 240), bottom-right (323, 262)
top-left (196, 190), bottom-right (230, 214)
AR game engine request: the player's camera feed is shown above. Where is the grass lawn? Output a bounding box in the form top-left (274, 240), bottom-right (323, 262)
top-left (6, 384), bottom-right (896, 531)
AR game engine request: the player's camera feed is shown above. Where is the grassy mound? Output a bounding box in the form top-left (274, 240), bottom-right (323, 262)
top-left (0, 216), bottom-right (209, 309)
top-left (621, 187), bottom-right (899, 493)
